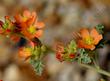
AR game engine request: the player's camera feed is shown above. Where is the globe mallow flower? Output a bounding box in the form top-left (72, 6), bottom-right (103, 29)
top-left (18, 47), bottom-right (31, 60)
top-left (56, 41), bottom-right (77, 62)
top-left (78, 28), bottom-right (103, 50)
top-left (14, 10), bottom-right (45, 40)
top-left (0, 16), bottom-right (13, 34)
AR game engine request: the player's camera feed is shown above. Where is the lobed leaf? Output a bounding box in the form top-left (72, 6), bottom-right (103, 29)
top-left (96, 24), bottom-right (104, 34)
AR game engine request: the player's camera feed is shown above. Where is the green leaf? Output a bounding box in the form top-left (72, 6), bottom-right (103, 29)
top-left (96, 24), bottom-right (104, 34)
top-left (78, 49), bottom-right (86, 56)
top-left (41, 45), bottom-right (47, 52)
top-left (30, 59), bottom-right (44, 75)
top-left (2, 19), bottom-right (10, 29)
top-left (78, 49), bottom-right (91, 64)
top-left (29, 45), bottom-right (47, 75)
top-left (68, 40), bottom-right (77, 54)
top-left (81, 55), bottom-right (91, 63)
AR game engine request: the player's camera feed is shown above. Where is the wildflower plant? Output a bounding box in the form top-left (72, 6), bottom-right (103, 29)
top-left (0, 9), bottom-right (110, 78)
top-left (0, 10), bottom-right (46, 75)
top-left (56, 25), bottom-right (110, 77)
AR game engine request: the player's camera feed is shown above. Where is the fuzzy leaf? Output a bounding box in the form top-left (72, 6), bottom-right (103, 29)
top-left (2, 19), bottom-right (10, 29)
top-left (31, 46), bottom-right (42, 60)
top-left (81, 55), bottom-right (91, 63)
top-left (30, 59), bottom-right (44, 75)
top-left (78, 49), bottom-right (91, 63)
top-left (41, 45), bottom-right (47, 52)
top-left (96, 24), bottom-right (104, 34)
top-left (68, 40), bottom-right (77, 54)
top-left (78, 49), bottom-right (86, 55)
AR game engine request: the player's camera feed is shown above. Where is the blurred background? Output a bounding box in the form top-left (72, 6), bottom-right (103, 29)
top-left (0, 0), bottom-right (110, 81)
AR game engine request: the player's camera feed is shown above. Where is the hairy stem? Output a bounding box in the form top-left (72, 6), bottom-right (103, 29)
top-left (80, 63), bottom-right (110, 77)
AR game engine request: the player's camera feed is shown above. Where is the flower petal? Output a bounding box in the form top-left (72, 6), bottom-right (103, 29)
top-left (80, 28), bottom-right (89, 39)
top-left (94, 35), bottom-right (102, 45)
top-left (35, 22), bottom-right (45, 28)
top-left (18, 48), bottom-right (31, 58)
top-left (78, 40), bottom-right (95, 50)
top-left (14, 14), bottom-right (22, 23)
top-left (35, 30), bottom-right (43, 38)
top-left (26, 12), bottom-right (36, 26)
top-left (23, 10), bottom-right (31, 18)
top-left (26, 18), bottom-right (35, 26)
top-left (31, 11), bottom-right (37, 22)
top-left (22, 30), bottom-right (34, 39)
top-left (90, 28), bottom-right (103, 45)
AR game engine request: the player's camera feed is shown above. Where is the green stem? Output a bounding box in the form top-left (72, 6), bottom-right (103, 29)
top-left (80, 63), bottom-right (110, 77)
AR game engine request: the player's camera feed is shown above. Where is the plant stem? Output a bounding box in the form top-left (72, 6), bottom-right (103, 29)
top-left (80, 63), bottom-right (110, 77)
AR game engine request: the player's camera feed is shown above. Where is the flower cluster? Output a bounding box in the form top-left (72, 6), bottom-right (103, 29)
top-left (1, 10), bottom-right (108, 77)
top-left (14, 10), bottom-right (45, 40)
top-left (0, 10), bottom-right (46, 75)
top-left (56, 25), bottom-right (104, 63)
top-left (0, 16), bottom-right (20, 42)
top-left (56, 40), bottom-right (77, 62)
top-left (18, 44), bottom-right (46, 75)
top-left (0, 10), bottom-right (45, 42)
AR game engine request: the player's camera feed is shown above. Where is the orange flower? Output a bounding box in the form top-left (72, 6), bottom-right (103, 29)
top-left (14, 10), bottom-right (45, 40)
top-left (56, 52), bottom-right (63, 62)
top-left (14, 10), bottom-right (36, 27)
top-left (78, 28), bottom-right (103, 50)
top-left (56, 44), bottom-right (64, 62)
top-left (69, 53), bottom-right (75, 59)
top-left (18, 47), bottom-right (31, 60)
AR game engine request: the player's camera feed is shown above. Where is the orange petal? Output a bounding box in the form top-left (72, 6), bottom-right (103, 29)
top-left (20, 22), bottom-right (27, 29)
top-left (35, 22), bottom-right (45, 28)
top-left (18, 48), bottom-right (31, 58)
top-left (22, 30), bottom-right (34, 39)
top-left (26, 12), bottom-right (36, 26)
top-left (90, 28), bottom-right (99, 37)
top-left (78, 40), bottom-right (95, 50)
top-left (80, 28), bottom-right (89, 39)
top-left (35, 30), bottom-right (43, 38)
top-left (31, 11), bottom-right (36, 22)
top-left (14, 14), bottom-right (22, 23)
top-left (90, 28), bottom-right (103, 45)
top-left (5, 16), bottom-right (10, 19)
top-left (26, 18), bottom-right (35, 26)
top-left (94, 35), bottom-right (102, 45)
top-left (23, 10), bottom-right (31, 18)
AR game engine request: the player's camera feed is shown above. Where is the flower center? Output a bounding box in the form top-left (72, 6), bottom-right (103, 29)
top-left (22, 17), bottom-right (28, 22)
top-left (84, 36), bottom-right (93, 45)
top-left (28, 25), bottom-right (36, 34)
